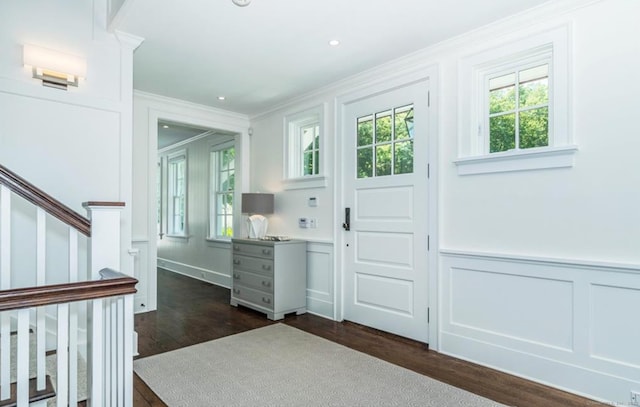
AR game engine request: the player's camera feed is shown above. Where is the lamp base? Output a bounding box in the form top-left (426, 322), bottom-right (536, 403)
top-left (247, 215), bottom-right (269, 239)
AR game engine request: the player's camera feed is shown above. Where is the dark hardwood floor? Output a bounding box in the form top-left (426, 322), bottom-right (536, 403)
top-left (134, 269), bottom-right (605, 407)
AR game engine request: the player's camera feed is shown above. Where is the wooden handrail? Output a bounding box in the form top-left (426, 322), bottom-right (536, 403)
top-left (0, 164), bottom-right (92, 236)
top-left (0, 268), bottom-right (137, 311)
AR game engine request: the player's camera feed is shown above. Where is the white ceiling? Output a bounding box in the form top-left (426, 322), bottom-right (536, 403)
top-left (118, 0), bottom-right (552, 116)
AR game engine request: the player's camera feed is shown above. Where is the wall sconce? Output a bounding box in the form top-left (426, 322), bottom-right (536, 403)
top-left (241, 193), bottom-right (274, 239)
top-left (23, 44), bottom-right (87, 90)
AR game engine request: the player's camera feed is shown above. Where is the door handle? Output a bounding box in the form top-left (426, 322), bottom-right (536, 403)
top-left (342, 207), bottom-right (350, 231)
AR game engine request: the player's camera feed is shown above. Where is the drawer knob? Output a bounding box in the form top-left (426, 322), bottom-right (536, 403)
top-left (233, 259), bottom-right (241, 265)
top-left (262, 297), bottom-right (272, 304)
top-left (261, 281), bottom-right (271, 288)
top-left (233, 288), bottom-right (240, 294)
top-left (262, 249), bottom-right (271, 255)
top-left (233, 245), bottom-right (239, 250)
top-left (233, 273), bottom-right (240, 279)
top-left (262, 264), bottom-right (271, 271)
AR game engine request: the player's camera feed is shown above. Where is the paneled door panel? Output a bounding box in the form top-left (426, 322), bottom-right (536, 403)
top-left (343, 80), bottom-right (429, 342)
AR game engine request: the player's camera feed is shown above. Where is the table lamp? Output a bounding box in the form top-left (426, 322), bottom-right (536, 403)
top-left (241, 193), bottom-right (274, 239)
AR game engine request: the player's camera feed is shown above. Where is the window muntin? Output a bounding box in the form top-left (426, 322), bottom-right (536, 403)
top-left (167, 153), bottom-right (186, 236)
top-left (210, 145), bottom-right (235, 239)
top-left (356, 104), bottom-right (414, 178)
top-left (487, 64), bottom-right (549, 153)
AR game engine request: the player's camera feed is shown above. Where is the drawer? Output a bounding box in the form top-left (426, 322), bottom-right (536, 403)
top-left (232, 242), bottom-right (274, 259)
top-left (232, 270), bottom-right (273, 293)
top-left (232, 285), bottom-right (274, 310)
top-left (232, 255), bottom-right (273, 276)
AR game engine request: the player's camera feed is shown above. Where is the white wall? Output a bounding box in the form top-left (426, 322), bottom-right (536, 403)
top-left (132, 92), bottom-right (250, 312)
top-left (0, 1), bottom-right (141, 281)
top-left (247, 0), bottom-right (640, 403)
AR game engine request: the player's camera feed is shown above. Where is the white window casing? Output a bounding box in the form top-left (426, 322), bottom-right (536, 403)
top-left (283, 104), bottom-right (327, 189)
top-left (456, 24), bottom-right (577, 175)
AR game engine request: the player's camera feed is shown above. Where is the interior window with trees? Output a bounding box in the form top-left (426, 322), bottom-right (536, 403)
top-left (210, 145), bottom-right (235, 239)
top-left (167, 152), bottom-right (187, 236)
top-left (357, 104), bottom-right (414, 178)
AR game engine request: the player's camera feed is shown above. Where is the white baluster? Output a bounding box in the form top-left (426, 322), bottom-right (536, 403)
top-left (88, 298), bottom-right (104, 407)
top-left (104, 298), bottom-right (112, 407)
top-left (36, 207), bottom-right (46, 391)
top-left (0, 185), bottom-right (11, 401)
top-left (68, 228), bottom-right (79, 406)
top-left (57, 303), bottom-right (69, 407)
top-left (116, 297), bottom-right (124, 405)
top-left (123, 294), bottom-right (134, 407)
top-left (16, 308), bottom-right (30, 406)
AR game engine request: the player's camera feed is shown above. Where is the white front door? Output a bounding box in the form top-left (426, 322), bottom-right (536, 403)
top-left (342, 80), bottom-right (429, 343)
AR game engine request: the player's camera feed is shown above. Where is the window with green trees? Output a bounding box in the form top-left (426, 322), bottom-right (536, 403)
top-left (210, 145), bottom-right (235, 239)
top-left (168, 153), bottom-right (186, 236)
top-left (357, 104), bottom-right (414, 178)
top-left (488, 64), bottom-right (549, 153)
top-left (301, 123), bottom-right (320, 176)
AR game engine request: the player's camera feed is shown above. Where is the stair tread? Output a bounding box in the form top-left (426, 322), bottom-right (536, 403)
top-left (0, 375), bottom-right (55, 407)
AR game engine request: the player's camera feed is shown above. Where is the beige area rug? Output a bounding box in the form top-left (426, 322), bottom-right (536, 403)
top-left (134, 324), bottom-right (507, 407)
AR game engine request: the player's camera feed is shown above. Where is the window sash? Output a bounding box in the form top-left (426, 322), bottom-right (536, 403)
top-left (168, 155), bottom-right (186, 236)
top-left (210, 146), bottom-right (235, 239)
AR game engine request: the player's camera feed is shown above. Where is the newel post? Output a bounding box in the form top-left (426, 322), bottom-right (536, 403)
top-left (83, 201), bottom-right (125, 279)
top-left (83, 201), bottom-right (126, 407)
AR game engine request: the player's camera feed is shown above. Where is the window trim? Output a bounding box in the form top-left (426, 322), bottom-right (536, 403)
top-left (456, 24), bottom-right (574, 175)
top-left (166, 150), bottom-right (187, 237)
top-left (208, 141), bottom-right (235, 241)
top-left (283, 104), bottom-right (327, 190)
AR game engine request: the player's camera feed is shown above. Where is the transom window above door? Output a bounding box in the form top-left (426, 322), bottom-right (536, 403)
top-left (356, 104), bottom-right (414, 178)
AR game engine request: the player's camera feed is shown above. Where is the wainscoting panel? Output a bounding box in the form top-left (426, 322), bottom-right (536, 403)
top-left (590, 283), bottom-right (640, 368)
top-left (449, 267), bottom-right (573, 350)
top-left (440, 250), bottom-right (640, 404)
top-left (306, 242), bottom-right (334, 319)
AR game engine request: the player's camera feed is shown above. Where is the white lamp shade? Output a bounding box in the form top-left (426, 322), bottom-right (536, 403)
top-left (23, 44), bottom-right (87, 78)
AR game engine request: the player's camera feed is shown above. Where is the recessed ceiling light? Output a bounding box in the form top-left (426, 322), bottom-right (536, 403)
top-left (328, 39), bottom-right (340, 47)
top-left (218, 96), bottom-right (226, 101)
top-left (162, 124), bottom-right (169, 129)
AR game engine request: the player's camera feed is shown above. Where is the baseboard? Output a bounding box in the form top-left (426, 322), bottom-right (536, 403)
top-left (306, 296), bottom-right (333, 319)
top-left (157, 258), bottom-right (231, 288)
top-left (440, 332), bottom-right (638, 404)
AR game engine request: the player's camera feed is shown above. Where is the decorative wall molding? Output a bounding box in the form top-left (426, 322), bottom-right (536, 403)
top-left (439, 250), bottom-right (640, 403)
top-left (306, 241), bottom-right (334, 319)
top-left (157, 257), bottom-right (232, 289)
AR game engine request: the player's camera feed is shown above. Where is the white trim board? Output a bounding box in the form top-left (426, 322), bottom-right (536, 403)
top-left (157, 258), bottom-right (231, 288)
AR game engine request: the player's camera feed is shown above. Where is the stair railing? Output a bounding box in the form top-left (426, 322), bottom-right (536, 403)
top-left (0, 164), bottom-right (135, 406)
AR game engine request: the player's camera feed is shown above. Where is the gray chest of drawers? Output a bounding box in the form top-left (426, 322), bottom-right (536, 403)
top-left (230, 238), bottom-right (307, 320)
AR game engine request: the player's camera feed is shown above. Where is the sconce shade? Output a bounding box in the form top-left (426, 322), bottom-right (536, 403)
top-left (241, 193), bottom-right (274, 215)
top-left (23, 44), bottom-right (87, 90)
